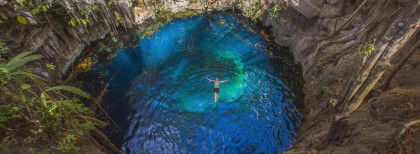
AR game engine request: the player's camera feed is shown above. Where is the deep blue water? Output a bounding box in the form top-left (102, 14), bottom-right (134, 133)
top-left (80, 12), bottom-right (303, 153)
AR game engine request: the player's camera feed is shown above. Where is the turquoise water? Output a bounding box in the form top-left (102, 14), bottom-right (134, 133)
top-left (81, 12), bottom-right (303, 153)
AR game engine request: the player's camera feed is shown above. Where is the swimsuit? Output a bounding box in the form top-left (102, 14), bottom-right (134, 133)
top-left (214, 88), bottom-right (219, 94)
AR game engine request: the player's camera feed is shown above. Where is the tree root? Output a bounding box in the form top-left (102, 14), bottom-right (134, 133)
top-left (396, 119), bottom-right (420, 154)
top-left (311, 36), bottom-right (356, 66)
top-left (317, 117), bottom-right (348, 149)
top-left (308, 0), bottom-right (369, 72)
top-left (93, 83), bottom-right (121, 131)
top-left (319, 0), bottom-right (368, 42)
top-left (92, 128), bottom-right (122, 154)
top-left (316, 0), bottom-right (406, 149)
top-left (381, 34), bottom-right (420, 91)
top-left (330, 0), bottom-right (369, 38)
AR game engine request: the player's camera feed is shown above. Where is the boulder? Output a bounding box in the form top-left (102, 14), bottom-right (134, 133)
top-left (287, 0), bottom-right (323, 18)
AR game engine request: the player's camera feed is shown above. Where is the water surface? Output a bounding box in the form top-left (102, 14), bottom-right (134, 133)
top-left (81, 12), bottom-right (303, 153)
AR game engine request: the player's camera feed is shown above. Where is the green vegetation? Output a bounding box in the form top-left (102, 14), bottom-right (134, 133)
top-left (0, 47), bottom-right (104, 152)
top-left (322, 86), bottom-right (332, 94)
top-left (247, 0), bottom-right (264, 21)
top-left (269, 3), bottom-right (285, 20)
top-left (0, 39), bottom-right (8, 61)
top-left (136, 9), bottom-right (199, 36)
top-left (0, 0), bottom-right (110, 27)
top-left (0, 13), bottom-right (8, 24)
top-left (316, 75), bottom-right (336, 95)
top-left (318, 75), bottom-right (337, 87)
top-left (0, 136), bottom-right (14, 153)
top-left (313, 60), bottom-right (324, 73)
top-left (358, 43), bottom-right (376, 56)
top-left (54, 134), bottom-right (81, 152)
top-left (173, 10), bottom-right (200, 19)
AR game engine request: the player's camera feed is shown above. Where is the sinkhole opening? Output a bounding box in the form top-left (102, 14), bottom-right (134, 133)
top-left (75, 11), bottom-right (304, 153)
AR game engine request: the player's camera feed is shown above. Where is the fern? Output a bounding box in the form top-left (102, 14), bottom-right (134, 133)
top-left (7, 51), bottom-right (43, 71)
top-left (56, 135), bottom-right (80, 152)
top-left (1, 40), bottom-right (98, 153)
top-left (0, 39), bottom-right (8, 54)
top-left (46, 86), bottom-right (91, 99)
top-left (0, 39), bottom-right (8, 61)
top-left (11, 71), bottom-right (46, 80)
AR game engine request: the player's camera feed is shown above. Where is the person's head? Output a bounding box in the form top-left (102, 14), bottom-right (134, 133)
top-left (216, 78), bottom-right (218, 81)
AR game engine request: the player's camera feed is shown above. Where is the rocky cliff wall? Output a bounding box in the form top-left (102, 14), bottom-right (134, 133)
top-left (259, 0), bottom-right (420, 153)
top-left (0, 0), bottom-right (134, 83)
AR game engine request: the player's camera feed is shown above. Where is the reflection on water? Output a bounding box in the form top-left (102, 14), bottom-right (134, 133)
top-left (83, 12), bottom-right (303, 153)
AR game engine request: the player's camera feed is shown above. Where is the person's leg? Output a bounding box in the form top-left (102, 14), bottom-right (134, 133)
top-left (214, 93), bottom-right (217, 102)
top-left (215, 94), bottom-right (218, 102)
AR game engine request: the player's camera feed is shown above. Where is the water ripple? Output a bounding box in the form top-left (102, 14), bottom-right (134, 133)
top-left (97, 12), bottom-right (302, 153)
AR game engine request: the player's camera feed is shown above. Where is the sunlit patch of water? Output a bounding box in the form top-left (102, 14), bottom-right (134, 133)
top-left (81, 12), bottom-right (303, 153)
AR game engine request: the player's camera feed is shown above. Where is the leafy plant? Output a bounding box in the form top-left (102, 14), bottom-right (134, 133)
top-left (70, 118), bottom-right (95, 135)
top-left (5, 51), bottom-right (43, 71)
top-left (24, 136), bottom-right (35, 144)
top-left (108, 0), bottom-right (114, 7)
top-left (269, 3), bottom-right (285, 20)
top-left (0, 105), bottom-right (20, 129)
top-left (0, 13), bottom-right (8, 25)
top-left (0, 51), bottom-right (44, 85)
top-left (313, 60), bottom-right (324, 73)
top-left (46, 86), bottom-right (91, 99)
top-left (17, 16), bottom-right (27, 24)
top-left (28, 1), bottom-right (52, 15)
top-left (322, 86), bottom-right (332, 94)
top-left (1, 0), bottom-right (98, 27)
top-left (55, 135), bottom-right (80, 152)
top-left (0, 136), bottom-right (14, 153)
top-left (358, 43), bottom-right (376, 56)
top-left (69, 19), bottom-right (76, 27)
top-left (0, 39), bottom-right (8, 61)
top-left (318, 75), bottom-right (337, 87)
top-left (247, 0), bottom-right (264, 21)
top-left (67, 2), bottom-right (101, 27)
top-left (46, 63), bottom-right (55, 70)
top-left (0, 50), bottom-right (98, 152)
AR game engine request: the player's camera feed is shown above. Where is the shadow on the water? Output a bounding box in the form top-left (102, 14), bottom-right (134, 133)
top-left (73, 10), bottom-right (304, 153)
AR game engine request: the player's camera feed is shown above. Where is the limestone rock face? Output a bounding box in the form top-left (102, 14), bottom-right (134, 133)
top-left (164, 0), bottom-right (191, 12)
top-left (133, 6), bottom-right (155, 24)
top-left (287, 0), bottom-right (323, 18)
top-left (116, 0), bottom-right (134, 28)
top-left (0, 0), bottom-right (133, 82)
top-left (320, 1), bottom-right (345, 18)
top-left (132, 0), bottom-right (236, 25)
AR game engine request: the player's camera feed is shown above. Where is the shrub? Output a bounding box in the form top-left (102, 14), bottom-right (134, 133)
top-left (318, 75), bottom-right (337, 87)
top-left (313, 60), bottom-right (324, 73)
top-left (269, 3), bottom-right (285, 20)
top-left (0, 51), bottom-right (101, 152)
top-left (322, 86), bottom-right (332, 94)
top-left (246, 0), bottom-right (264, 21)
top-left (358, 43), bottom-right (376, 56)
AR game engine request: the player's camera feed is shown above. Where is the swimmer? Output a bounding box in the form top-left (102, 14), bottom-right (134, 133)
top-left (206, 77), bottom-right (229, 102)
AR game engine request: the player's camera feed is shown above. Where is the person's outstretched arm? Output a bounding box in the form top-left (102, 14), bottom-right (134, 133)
top-left (219, 79), bottom-right (229, 83)
top-left (206, 77), bottom-right (215, 82)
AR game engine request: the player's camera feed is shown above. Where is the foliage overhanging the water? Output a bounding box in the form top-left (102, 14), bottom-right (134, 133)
top-left (0, 47), bottom-right (106, 153)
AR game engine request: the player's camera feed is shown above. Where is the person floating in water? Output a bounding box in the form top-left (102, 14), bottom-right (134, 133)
top-left (206, 77), bottom-right (229, 103)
